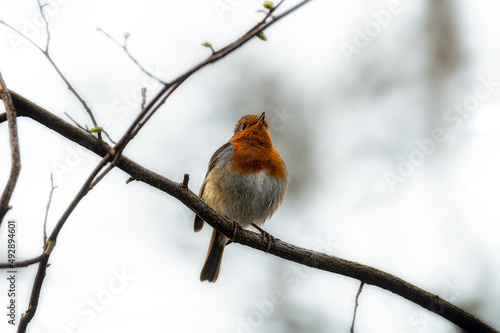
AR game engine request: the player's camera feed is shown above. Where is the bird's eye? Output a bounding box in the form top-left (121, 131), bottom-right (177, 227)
top-left (241, 124), bottom-right (247, 130)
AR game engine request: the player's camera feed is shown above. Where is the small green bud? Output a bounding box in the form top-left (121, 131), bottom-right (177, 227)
top-left (263, 1), bottom-right (275, 10)
top-left (89, 126), bottom-right (103, 133)
top-left (256, 31), bottom-right (267, 41)
top-left (124, 32), bottom-right (130, 39)
top-left (202, 42), bottom-right (212, 48)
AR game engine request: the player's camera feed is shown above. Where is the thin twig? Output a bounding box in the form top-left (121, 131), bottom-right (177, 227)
top-left (0, 253), bottom-right (46, 269)
top-left (182, 174), bottom-right (190, 188)
top-left (127, 80), bottom-right (183, 143)
top-left (0, 20), bottom-right (45, 53)
top-left (66, 111), bottom-right (116, 143)
top-left (44, 49), bottom-right (100, 132)
top-left (0, 6), bottom-right (100, 136)
top-left (350, 282), bottom-right (365, 333)
top-left (265, 0), bottom-right (285, 22)
top-left (89, 149), bottom-right (119, 189)
top-left (140, 87), bottom-right (147, 111)
top-left (102, 130), bottom-right (117, 144)
top-left (203, 43), bottom-right (215, 54)
top-left (43, 174), bottom-right (58, 246)
top-left (0, 72), bottom-right (21, 227)
top-left (64, 112), bottom-right (87, 131)
top-left (89, 87), bottom-right (146, 189)
top-left (36, 0), bottom-right (51, 52)
top-left (97, 28), bottom-right (168, 85)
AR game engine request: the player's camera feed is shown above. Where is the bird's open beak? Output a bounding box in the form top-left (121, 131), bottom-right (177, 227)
top-left (257, 112), bottom-right (266, 124)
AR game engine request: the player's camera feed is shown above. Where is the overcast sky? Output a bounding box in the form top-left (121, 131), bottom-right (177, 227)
top-left (1, 0), bottom-right (500, 332)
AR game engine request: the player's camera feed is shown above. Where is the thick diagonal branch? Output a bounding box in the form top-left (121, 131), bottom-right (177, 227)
top-left (7, 92), bottom-right (498, 333)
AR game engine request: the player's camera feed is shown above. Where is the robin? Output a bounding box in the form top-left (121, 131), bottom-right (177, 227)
top-left (194, 112), bottom-right (289, 282)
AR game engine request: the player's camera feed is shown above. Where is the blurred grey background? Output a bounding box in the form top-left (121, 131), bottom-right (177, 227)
top-left (1, 0), bottom-right (500, 332)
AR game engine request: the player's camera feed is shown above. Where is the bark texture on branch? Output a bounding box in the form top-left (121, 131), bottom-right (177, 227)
top-left (6, 91), bottom-right (498, 333)
top-left (0, 73), bottom-right (21, 227)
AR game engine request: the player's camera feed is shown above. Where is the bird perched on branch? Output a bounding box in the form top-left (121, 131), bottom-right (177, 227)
top-left (194, 112), bottom-right (289, 282)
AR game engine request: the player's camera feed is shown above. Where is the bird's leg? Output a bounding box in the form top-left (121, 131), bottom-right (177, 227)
top-left (251, 223), bottom-right (275, 252)
top-left (225, 216), bottom-right (242, 242)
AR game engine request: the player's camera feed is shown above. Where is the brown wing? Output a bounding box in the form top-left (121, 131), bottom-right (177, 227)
top-left (194, 142), bottom-right (233, 232)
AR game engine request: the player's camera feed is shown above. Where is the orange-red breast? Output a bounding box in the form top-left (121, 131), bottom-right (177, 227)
top-left (194, 112), bottom-right (289, 282)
